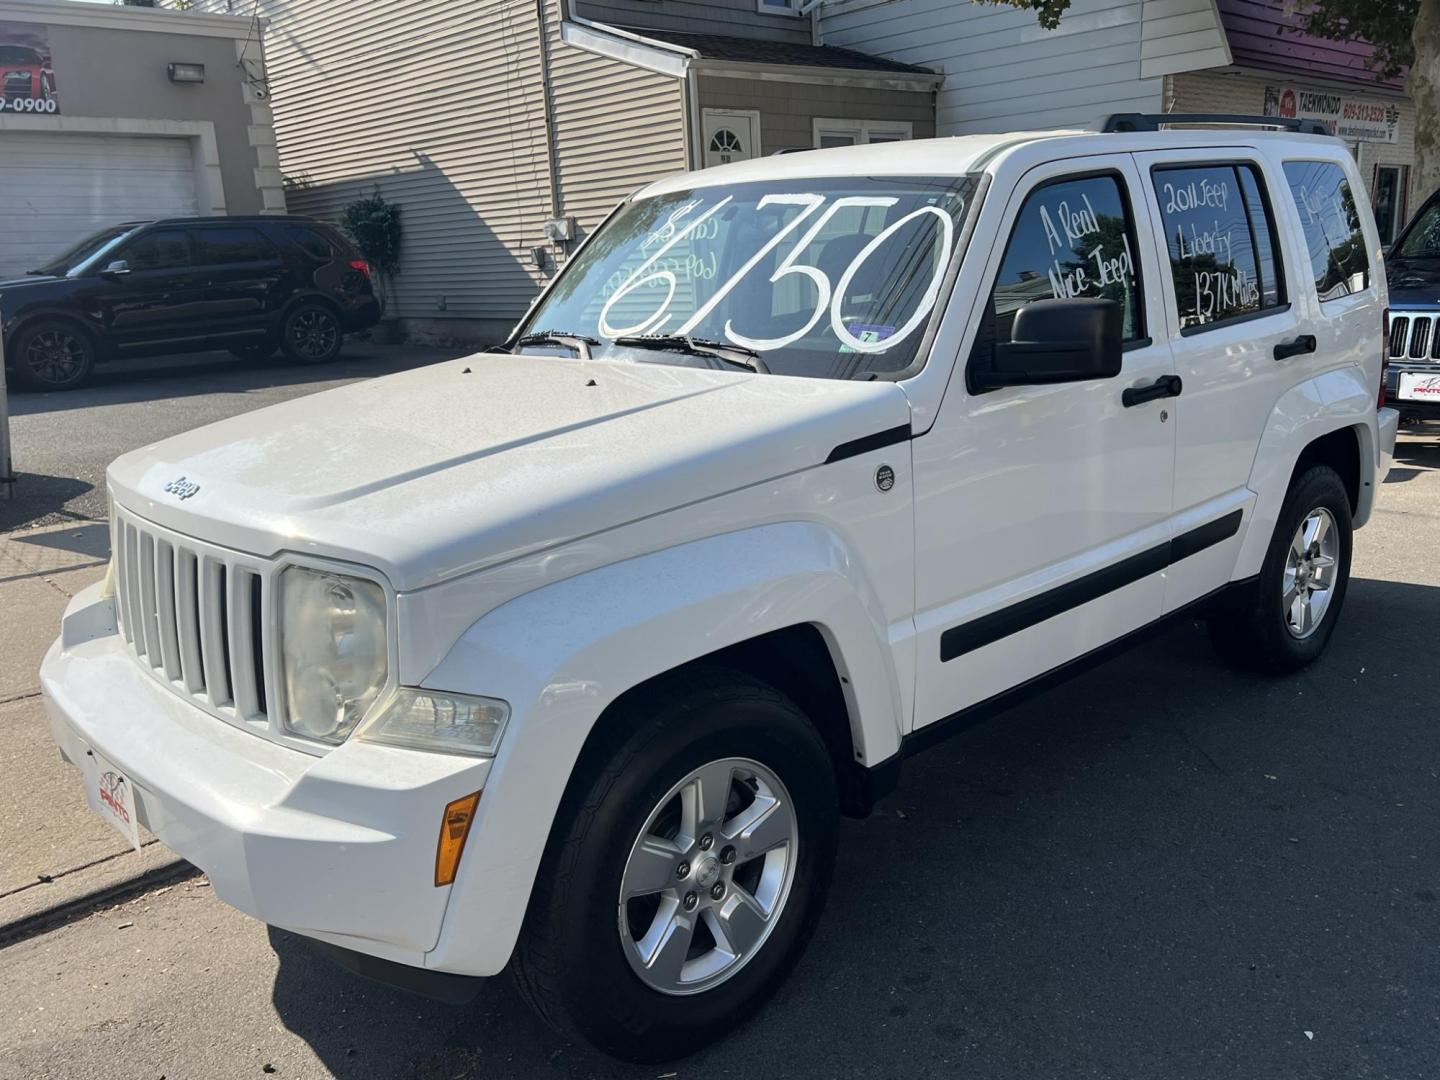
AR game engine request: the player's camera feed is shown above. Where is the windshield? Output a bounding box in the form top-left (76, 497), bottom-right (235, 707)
top-left (1396, 199), bottom-right (1440, 260)
top-left (520, 175), bottom-right (979, 379)
top-left (0, 46), bottom-right (41, 65)
top-left (30, 225), bottom-right (137, 277)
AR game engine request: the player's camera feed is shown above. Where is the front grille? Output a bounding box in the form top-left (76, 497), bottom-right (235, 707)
top-left (1388, 312), bottom-right (1440, 362)
top-left (112, 507), bottom-right (275, 729)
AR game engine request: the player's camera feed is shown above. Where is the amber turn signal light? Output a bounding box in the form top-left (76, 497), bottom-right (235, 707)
top-left (435, 791), bottom-right (482, 887)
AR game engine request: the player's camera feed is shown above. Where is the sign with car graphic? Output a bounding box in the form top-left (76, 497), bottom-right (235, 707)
top-left (0, 21), bottom-right (58, 114)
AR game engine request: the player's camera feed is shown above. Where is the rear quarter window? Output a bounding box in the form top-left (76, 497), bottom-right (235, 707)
top-left (285, 225), bottom-right (335, 260)
top-left (1282, 161), bottom-right (1371, 301)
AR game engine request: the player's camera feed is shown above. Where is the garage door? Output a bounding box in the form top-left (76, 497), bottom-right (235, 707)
top-left (0, 132), bottom-right (199, 279)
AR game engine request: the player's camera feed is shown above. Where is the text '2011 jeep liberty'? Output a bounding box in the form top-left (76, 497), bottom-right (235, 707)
top-left (43, 116), bottom-right (1399, 1061)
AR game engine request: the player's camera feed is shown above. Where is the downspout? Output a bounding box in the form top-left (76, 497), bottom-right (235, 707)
top-left (536, 0), bottom-right (564, 256)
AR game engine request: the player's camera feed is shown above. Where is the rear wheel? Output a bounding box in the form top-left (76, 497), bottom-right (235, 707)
top-left (1208, 465), bottom-right (1353, 673)
top-left (280, 303), bottom-right (342, 364)
top-left (512, 668), bottom-right (838, 1062)
top-left (11, 319), bottom-right (95, 391)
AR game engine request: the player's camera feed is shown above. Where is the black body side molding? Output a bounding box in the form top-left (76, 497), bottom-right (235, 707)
top-left (940, 509), bottom-right (1243, 662)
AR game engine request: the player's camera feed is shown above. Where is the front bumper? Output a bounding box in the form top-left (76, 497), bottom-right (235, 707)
top-left (42, 582), bottom-right (499, 972)
top-left (1386, 365), bottom-right (1440, 420)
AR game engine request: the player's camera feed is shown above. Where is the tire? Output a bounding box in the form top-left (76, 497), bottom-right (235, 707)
top-left (1207, 464), bottom-right (1353, 673)
top-left (229, 341), bottom-right (278, 362)
top-left (279, 303), bottom-right (342, 364)
top-left (11, 318), bottom-right (96, 391)
top-left (512, 667), bottom-right (839, 1063)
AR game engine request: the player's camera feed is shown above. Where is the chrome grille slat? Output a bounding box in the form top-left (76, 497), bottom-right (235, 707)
top-left (1389, 312), bottom-right (1440, 364)
top-left (112, 507), bottom-right (273, 731)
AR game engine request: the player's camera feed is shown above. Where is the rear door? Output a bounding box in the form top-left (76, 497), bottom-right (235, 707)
top-left (1132, 149), bottom-right (1302, 611)
top-left (191, 225), bottom-right (289, 335)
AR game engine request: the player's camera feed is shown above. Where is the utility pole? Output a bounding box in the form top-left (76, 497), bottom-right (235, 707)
top-left (0, 330), bottom-right (13, 501)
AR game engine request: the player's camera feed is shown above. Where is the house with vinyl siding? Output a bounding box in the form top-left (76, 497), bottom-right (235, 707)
top-left (818, 0), bottom-right (1420, 245)
top-left (193, 0), bottom-right (941, 342)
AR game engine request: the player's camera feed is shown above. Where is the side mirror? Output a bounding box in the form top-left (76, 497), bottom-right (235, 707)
top-left (100, 260), bottom-right (131, 279)
top-left (975, 298), bottom-right (1123, 390)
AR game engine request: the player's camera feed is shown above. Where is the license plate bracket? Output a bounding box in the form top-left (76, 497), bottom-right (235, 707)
top-left (84, 748), bottom-right (142, 852)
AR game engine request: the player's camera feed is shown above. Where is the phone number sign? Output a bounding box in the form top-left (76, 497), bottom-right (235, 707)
top-left (1265, 86), bottom-right (1398, 144)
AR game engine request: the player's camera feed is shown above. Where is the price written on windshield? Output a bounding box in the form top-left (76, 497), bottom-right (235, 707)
top-left (597, 193), bottom-right (957, 354)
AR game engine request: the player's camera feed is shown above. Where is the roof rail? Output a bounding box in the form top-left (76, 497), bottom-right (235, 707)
top-left (1103, 113), bottom-right (1333, 137)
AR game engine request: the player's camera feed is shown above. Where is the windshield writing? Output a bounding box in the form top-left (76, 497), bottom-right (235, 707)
top-left (522, 176), bottom-right (977, 379)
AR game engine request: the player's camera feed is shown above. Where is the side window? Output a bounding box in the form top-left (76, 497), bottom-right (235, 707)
top-left (1283, 161), bottom-right (1371, 301)
top-left (195, 227), bottom-right (277, 265)
top-left (121, 230), bottom-right (191, 272)
top-left (990, 173), bottom-right (1144, 343)
top-left (1152, 163), bottom-right (1285, 331)
top-left (285, 225), bottom-right (333, 260)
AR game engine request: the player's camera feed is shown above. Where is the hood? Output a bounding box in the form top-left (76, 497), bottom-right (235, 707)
top-left (0, 273), bottom-right (59, 290)
top-left (108, 354), bottom-right (912, 590)
top-left (1387, 257), bottom-right (1440, 304)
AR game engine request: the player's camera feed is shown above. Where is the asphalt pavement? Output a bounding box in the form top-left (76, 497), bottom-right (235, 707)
top-left (1, 354), bottom-right (1437, 1078)
top-left (1, 342), bottom-right (466, 532)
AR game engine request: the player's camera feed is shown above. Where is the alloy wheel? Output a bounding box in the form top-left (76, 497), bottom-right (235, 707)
top-left (288, 309), bottom-right (338, 360)
top-left (618, 757), bottom-right (798, 996)
top-left (1283, 507), bottom-right (1340, 639)
top-left (25, 328), bottom-right (86, 386)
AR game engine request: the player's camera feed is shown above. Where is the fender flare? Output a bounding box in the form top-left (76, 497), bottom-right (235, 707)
top-left (420, 521), bottom-right (904, 975)
top-left (1236, 365), bottom-right (1376, 579)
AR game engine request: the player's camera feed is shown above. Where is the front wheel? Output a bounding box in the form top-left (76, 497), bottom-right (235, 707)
top-left (1208, 464), bottom-right (1353, 673)
top-left (512, 669), bottom-right (838, 1062)
top-left (280, 303), bottom-right (342, 364)
top-left (11, 319), bottom-right (96, 391)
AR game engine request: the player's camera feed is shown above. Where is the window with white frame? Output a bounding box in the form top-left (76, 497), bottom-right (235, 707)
top-left (757, 0), bottom-right (802, 14)
top-left (812, 119), bottom-right (914, 148)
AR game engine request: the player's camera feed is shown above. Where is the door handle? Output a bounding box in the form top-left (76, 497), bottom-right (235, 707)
top-left (1122, 374), bottom-right (1183, 408)
top-left (1274, 335), bottom-right (1317, 361)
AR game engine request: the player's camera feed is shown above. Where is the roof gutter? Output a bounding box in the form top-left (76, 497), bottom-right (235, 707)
top-left (559, 12), bottom-right (697, 78)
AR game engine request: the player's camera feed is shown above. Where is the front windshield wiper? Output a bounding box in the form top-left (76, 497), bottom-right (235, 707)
top-left (613, 334), bottom-right (770, 374)
top-left (514, 330), bottom-right (599, 359)
top-left (25, 269), bottom-right (52, 277)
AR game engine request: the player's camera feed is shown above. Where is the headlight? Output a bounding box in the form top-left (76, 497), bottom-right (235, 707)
top-left (360, 689), bottom-right (510, 758)
top-left (279, 566), bottom-right (389, 744)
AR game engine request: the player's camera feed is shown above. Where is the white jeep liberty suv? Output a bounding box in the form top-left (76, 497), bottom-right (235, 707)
top-left (44, 115), bottom-right (1399, 1061)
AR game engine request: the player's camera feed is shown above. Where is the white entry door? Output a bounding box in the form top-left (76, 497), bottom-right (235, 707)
top-left (702, 109), bottom-right (760, 169)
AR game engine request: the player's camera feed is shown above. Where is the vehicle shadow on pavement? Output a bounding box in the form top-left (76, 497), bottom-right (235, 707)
top-left (269, 577), bottom-right (1440, 1080)
top-left (0, 474), bottom-right (93, 533)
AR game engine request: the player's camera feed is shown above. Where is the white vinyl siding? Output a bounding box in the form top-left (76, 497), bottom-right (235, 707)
top-left (547, 2), bottom-right (688, 244)
top-left (0, 132), bottom-right (198, 279)
top-left (820, 0), bottom-right (1227, 135)
top-left (190, 0), bottom-right (685, 325)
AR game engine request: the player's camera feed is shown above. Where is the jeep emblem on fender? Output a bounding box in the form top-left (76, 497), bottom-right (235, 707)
top-left (875, 464), bottom-right (895, 492)
top-left (163, 476), bottom-right (201, 501)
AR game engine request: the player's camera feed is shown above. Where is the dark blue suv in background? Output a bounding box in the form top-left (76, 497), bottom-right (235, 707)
top-left (0, 216), bottom-right (381, 391)
top-left (1386, 192), bottom-right (1440, 421)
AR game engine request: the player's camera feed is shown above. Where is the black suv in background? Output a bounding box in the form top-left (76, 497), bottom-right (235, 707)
top-left (0, 216), bottom-right (382, 390)
top-left (1385, 191), bottom-right (1440, 420)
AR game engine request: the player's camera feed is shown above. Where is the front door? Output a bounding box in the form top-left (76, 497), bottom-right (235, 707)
top-left (911, 156), bottom-right (1178, 729)
top-left (97, 227), bottom-right (199, 349)
top-left (702, 109), bottom-right (760, 169)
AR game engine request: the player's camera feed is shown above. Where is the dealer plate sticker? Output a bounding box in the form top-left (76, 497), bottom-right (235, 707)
top-left (84, 749), bottom-right (141, 851)
top-left (1398, 372), bottom-right (1440, 402)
